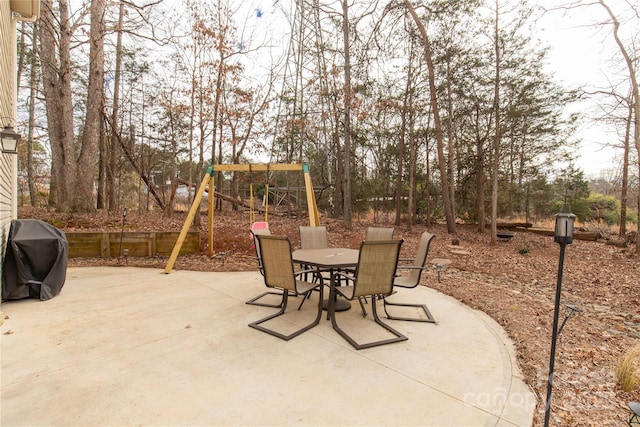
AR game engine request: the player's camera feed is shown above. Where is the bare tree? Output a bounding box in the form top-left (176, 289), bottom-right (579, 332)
top-left (490, 0), bottom-right (501, 246)
top-left (106, 0), bottom-right (126, 212)
top-left (597, 0), bottom-right (640, 253)
top-left (38, 0), bottom-right (104, 212)
top-left (621, 98), bottom-right (632, 236)
top-left (340, 0), bottom-right (355, 226)
top-left (39, 0), bottom-right (79, 211)
top-left (75, 0), bottom-right (106, 212)
top-left (25, 23), bottom-right (39, 207)
top-left (402, 0), bottom-right (456, 233)
top-left (395, 35), bottom-right (412, 227)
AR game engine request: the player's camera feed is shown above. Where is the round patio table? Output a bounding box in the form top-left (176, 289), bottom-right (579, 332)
top-left (292, 248), bottom-right (359, 312)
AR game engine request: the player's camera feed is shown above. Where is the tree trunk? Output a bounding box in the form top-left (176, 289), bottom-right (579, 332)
top-left (188, 43), bottom-right (197, 225)
top-left (39, 0), bottom-right (77, 211)
top-left (107, 0), bottom-right (125, 211)
top-left (476, 127), bottom-right (486, 232)
top-left (16, 22), bottom-right (25, 89)
top-left (424, 126), bottom-right (431, 227)
top-left (490, 1), bottom-right (501, 246)
top-left (333, 127), bottom-right (343, 218)
top-left (598, 1), bottom-right (640, 255)
top-left (403, 0), bottom-right (456, 234)
top-left (213, 62), bottom-right (224, 212)
top-left (341, 0), bottom-right (353, 226)
top-left (97, 112), bottom-right (105, 209)
top-left (27, 23), bottom-right (38, 207)
top-left (445, 60), bottom-right (456, 222)
top-left (637, 162), bottom-right (640, 254)
top-left (395, 62), bottom-right (410, 226)
top-left (620, 102), bottom-right (631, 236)
top-left (75, 0), bottom-right (105, 212)
top-left (408, 79), bottom-right (417, 229)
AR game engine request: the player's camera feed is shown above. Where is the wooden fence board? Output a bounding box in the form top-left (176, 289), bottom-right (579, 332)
top-left (156, 232), bottom-right (200, 255)
top-left (65, 231), bottom-right (200, 258)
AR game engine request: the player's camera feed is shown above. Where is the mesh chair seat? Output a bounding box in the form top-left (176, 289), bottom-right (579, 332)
top-left (293, 279), bottom-right (319, 296)
top-left (383, 231), bottom-right (436, 323)
top-left (329, 239), bottom-right (408, 350)
top-left (393, 275), bottom-right (421, 288)
top-left (249, 235), bottom-right (324, 341)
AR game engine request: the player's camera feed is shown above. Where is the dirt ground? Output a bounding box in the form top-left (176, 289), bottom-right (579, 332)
top-left (18, 206), bottom-right (640, 426)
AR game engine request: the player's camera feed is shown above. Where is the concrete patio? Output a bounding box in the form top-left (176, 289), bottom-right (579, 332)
top-left (1, 266), bottom-right (535, 426)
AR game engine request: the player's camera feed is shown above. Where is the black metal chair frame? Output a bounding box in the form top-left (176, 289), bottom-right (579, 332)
top-left (249, 235), bottom-right (324, 341)
top-left (629, 401), bottom-right (640, 426)
top-left (329, 239), bottom-right (408, 350)
top-left (383, 231), bottom-right (436, 323)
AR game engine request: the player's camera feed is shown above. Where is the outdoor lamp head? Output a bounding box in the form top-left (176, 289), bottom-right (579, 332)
top-left (565, 304), bottom-right (581, 318)
top-left (1, 125), bottom-right (21, 154)
top-left (554, 203), bottom-right (576, 245)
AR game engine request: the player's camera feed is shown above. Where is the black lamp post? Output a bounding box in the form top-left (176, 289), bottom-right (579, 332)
top-left (544, 203), bottom-right (576, 427)
top-left (118, 208), bottom-right (127, 264)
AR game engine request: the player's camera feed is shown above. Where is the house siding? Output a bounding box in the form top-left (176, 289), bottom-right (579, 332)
top-left (1, 0), bottom-right (18, 276)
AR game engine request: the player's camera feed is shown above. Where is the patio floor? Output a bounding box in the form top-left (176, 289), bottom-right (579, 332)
top-left (1, 266), bottom-right (535, 426)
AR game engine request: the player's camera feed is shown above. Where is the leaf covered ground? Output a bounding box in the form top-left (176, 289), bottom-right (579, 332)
top-left (20, 206), bottom-right (640, 426)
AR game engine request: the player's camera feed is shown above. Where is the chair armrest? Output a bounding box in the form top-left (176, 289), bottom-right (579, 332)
top-left (333, 271), bottom-right (355, 284)
top-left (294, 268), bottom-right (321, 278)
top-left (396, 265), bottom-right (426, 271)
top-left (396, 258), bottom-right (413, 267)
top-left (395, 265), bottom-right (427, 278)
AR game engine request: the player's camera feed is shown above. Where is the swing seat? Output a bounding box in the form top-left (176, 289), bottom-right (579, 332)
top-left (250, 222), bottom-right (270, 249)
top-left (251, 221), bottom-right (269, 231)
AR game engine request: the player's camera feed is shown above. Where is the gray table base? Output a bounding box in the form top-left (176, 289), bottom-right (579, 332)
top-left (323, 298), bottom-right (351, 312)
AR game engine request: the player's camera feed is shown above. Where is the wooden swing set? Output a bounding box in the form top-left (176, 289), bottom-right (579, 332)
top-left (163, 163), bottom-right (320, 273)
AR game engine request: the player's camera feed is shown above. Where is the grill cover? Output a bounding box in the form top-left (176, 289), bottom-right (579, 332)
top-left (2, 219), bottom-right (68, 301)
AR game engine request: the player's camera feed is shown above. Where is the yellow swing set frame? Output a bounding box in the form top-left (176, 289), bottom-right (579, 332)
top-left (163, 163), bottom-right (320, 273)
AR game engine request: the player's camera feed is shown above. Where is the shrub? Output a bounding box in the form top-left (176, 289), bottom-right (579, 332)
top-left (586, 193), bottom-right (619, 225)
top-left (617, 343), bottom-right (640, 392)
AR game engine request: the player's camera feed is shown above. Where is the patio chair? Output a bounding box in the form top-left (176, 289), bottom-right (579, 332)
top-left (365, 227), bottom-right (394, 240)
top-left (354, 227), bottom-right (394, 314)
top-left (249, 234), bottom-right (324, 341)
top-left (297, 226), bottom-right (328, 309)
top-left (299, 225), bottom-right (328, 250)
top-left (251, 227), bottom-right (271, 274)
top-left (245, 227), bottom-right (286, 308)
top-left (249, 221), bottom-right (270, 256)
top-left (298, 225), bottom-right (328, 280)
top-left (329, 239), bottom-right (408, 350)
top-left (383, 231), bottom-right (437, 323)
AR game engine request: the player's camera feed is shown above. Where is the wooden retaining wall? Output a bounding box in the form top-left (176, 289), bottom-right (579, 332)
top-left (512, 227), bottom-right (599, 241)
top-left (64, 231), bottom-right (201, 258)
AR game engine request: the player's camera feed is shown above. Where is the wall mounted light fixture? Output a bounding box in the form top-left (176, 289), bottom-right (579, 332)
top-left (1, 125), bottom-right (21, 154)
